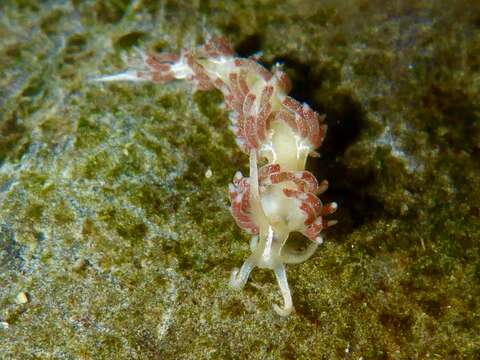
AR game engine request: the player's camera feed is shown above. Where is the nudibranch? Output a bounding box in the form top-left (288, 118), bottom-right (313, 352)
top-left (96, 36), bottom-right (337, 316)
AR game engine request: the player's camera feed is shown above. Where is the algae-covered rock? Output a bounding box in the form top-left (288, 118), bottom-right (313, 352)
top-left (1, 0), bottom-right (479, 358)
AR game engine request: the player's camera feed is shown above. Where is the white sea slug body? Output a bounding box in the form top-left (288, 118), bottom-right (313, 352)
top-left (96, 36), bottom-right (337, 316)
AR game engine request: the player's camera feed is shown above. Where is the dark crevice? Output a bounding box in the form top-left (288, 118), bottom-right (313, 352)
top-left (267, 56), bottom-right (378, 234)
top-left (270, 55), bottom-right (365, 156)
top-left (320, 93), bottom-right (365, 158)
top-left (235, 33), bottom-right (263, 58)
top-left (309, 93), bottom-right (379, 234)
top-left (270, 56), bottom-right (318, 107)
top-left (317, 164), bottom-right (385, 237)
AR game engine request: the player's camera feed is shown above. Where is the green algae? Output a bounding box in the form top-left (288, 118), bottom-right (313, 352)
top-left (0, 0), bottom-right (479, 358)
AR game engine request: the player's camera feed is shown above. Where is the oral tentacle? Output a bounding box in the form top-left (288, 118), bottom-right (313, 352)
top-left (230, 255), bottom-right (256, 289)
top-left (273, 263), bottom-right (294, 316)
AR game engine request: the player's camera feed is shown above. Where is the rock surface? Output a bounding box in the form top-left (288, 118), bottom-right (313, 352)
top-left (1, 0), bottom-right (479, 358)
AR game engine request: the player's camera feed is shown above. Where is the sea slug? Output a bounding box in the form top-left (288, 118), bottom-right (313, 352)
top-left (96, 36), bottom-right (337, 316)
